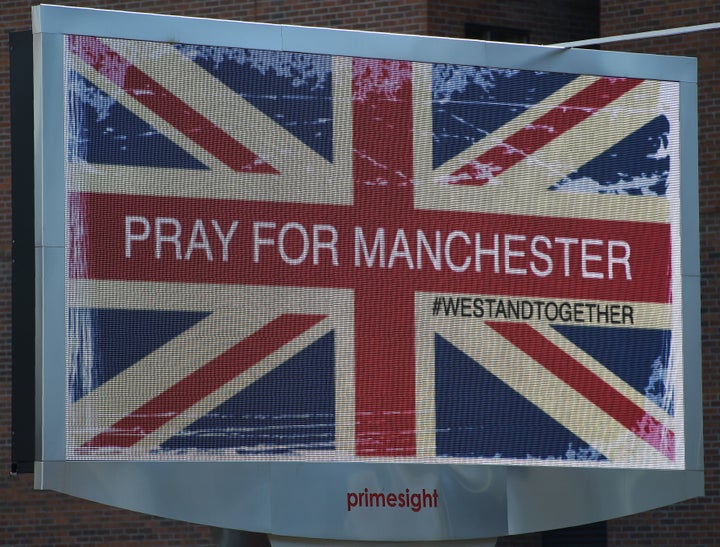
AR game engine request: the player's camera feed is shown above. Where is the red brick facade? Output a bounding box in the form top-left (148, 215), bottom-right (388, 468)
top-left (0, 0), bottom-right (711, 545)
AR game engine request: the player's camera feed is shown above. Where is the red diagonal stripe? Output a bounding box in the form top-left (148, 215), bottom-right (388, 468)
top-left (68, 35), bottom-right (278, 174)
top-left (83, 313), bottom-right (326, 448)
top-left (486, 321), bottom-right (675, 461)
top-left (451, 77), bottom-right (643, 185)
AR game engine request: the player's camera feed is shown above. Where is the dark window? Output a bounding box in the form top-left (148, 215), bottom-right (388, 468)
top-left (465, 23), bottom-right (530, 43)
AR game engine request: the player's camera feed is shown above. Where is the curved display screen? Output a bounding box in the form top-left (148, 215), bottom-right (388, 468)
top-left (32, 6), bottom-right (702, 541)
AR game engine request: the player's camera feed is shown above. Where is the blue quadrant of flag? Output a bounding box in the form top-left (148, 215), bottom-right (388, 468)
top-left (69, 308), bottom-right (209, 402)
top-left (160, 331), bottom-right (335, 455)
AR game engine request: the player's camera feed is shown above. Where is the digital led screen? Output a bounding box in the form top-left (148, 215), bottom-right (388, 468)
top-left (31, 6), bottom-right (703, 539)
top-left (64, 34), bottom-right (683, 470)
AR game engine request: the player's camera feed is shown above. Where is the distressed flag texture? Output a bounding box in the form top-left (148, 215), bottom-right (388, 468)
top-left (65, 35), bottom-right (683, 468)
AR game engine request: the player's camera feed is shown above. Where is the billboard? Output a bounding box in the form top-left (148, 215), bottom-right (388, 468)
top-left (33, 5), bottom-right (703, 541)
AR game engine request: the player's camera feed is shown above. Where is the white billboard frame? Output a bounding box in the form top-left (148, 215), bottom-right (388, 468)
top-left (32, 4), bottom-right (703, 541)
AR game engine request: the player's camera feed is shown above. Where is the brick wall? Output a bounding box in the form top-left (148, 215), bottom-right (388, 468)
top-left (253, 0), bottom-right (428, 33)
top-left (599, 1), bottom-right (720, 544)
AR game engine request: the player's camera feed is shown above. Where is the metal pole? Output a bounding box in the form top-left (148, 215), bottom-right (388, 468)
top-left (212, 529), bottom-right (271, 547)
top-left (550, 22), bottom-right (720, 48)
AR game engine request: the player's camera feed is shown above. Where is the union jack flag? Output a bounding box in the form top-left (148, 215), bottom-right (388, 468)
top-left (65, 34), bottom-right (682, 468)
